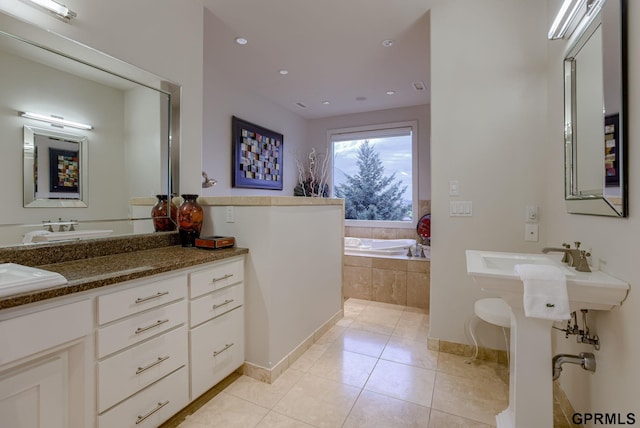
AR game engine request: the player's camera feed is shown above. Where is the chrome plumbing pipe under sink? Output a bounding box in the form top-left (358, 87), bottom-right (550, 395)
top-left (552, 352), bottom-right (596, 380)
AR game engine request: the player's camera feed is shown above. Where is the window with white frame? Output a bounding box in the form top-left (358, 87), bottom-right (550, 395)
top-left (330, 121), bottom-right (417, 227)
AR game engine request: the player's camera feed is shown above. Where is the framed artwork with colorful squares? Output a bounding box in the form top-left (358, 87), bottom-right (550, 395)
top-left (232, 116), bottom-right (283, 190)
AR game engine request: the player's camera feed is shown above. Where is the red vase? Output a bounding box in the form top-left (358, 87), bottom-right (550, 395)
top-left (178, 194), bottom-right (203, 247)
top-left (151, 194), bottom-right (177, 232)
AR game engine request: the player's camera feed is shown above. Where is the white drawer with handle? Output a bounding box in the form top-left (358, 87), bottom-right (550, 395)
top-left (97, 274), bottom-right (187, 325)
top-left (189, 258), bottom-right (243, 299)
top-left (189, 283), bottom-right (243, 328)
top-left (98, 366), bottom-right (189, 428)
top-left (97, 300), bottom-right (187, 358)
top-left (97, 326), bottom-right (187, 412)
top-left (190, 308), bottom-right (244, 398)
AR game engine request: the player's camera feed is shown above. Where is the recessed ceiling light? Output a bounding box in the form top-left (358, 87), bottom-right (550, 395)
top-left (355, 96), bottom-right (367, 102)
top-left (386, 90), bottom-right (396, 95)
top-left (279, 69), bottom-right (289, 75)
top-left (382, 39), bottom-right (394, 47)
top-left (322, 101), bottom-right (330, 105)
top-left (235, 37), bottom-right (248, 45)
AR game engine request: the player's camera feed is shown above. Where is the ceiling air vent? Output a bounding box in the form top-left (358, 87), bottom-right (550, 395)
top-left (295, 102), bottom-right (307, 108)
top-left (412, 81), bottom-right (426, 91)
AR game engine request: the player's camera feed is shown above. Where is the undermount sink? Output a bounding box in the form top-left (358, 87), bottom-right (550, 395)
top-left (0, 263), bottom-right (68, 298)
top-left (466, 250), bottom-right (629, 311)
top-left (465, 250), bottom-right (630, 428)
top-left (24, 229), bottom-right (113, 244)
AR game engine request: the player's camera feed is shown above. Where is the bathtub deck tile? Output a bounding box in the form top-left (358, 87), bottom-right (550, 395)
top-left (372, 258), bottom-right (408, 271)
top-left (407, 271), bottom-right (430, 309)
top-left (344, 255), bottom-right (373, 268)
top-left (372, 268), bottom-right (407, 306)
top-left (408, 259), bottom-right (430, 273)
top-left (343, 266), bottom-right (373, 301)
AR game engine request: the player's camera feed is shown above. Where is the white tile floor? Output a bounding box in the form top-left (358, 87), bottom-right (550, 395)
top-left (175, 299), bottom-right (509, 428)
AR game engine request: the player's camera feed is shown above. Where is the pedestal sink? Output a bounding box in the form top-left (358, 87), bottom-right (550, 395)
top-left (466, 250), bottom-right (629, 428)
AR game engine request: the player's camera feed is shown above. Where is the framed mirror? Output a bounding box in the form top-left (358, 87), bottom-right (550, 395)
top-left (0, 12), bottom-right (180, 246)
top-left (23, 126), bottom-right (88, 208)
top-left (564, 0), bottom-right (627, 216)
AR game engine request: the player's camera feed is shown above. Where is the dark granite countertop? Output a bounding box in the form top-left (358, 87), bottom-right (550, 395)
top-left (0, 232), bottom-right (248, 310)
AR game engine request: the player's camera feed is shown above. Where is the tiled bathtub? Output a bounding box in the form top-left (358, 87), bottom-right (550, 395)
top-left (343, 252), bottom-right (430, 309)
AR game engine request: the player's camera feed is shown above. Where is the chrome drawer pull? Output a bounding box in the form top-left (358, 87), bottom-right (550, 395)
top-left (135, 291), bottom-right (169, 304)
top-left (213, 343), bottom-right (234, 357)
top-left (135, 355), bottom-right (169, 375)
top-left (135, 400), bottom-right (169, 425)
top-left (212, 299), bottom-right (235, 310)
top-left (135, 319), bottom-right (169, 335)
top-left (211, 273), bottom-right (233, 283)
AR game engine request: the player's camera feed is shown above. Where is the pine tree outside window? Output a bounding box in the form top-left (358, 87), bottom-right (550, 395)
top-left (330, 121), bottom-right (417, 228)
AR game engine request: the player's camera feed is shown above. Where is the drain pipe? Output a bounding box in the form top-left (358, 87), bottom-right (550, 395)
top-left (552, 352), bottom-right (597, 380)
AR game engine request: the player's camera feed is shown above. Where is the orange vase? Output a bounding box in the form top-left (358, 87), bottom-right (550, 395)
top-left (178, 194), bottom-right (203, 247)
top-left (151, 194), bottom-right (177, 232)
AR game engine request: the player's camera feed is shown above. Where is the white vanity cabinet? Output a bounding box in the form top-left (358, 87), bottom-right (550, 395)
top-left (0, 252), bottom-right (247, 428)
top-left (0, 299), bottom-right (93, 428)
top-left (188, 256), bottom-right (245, 399)
top-left (96, 272), bottom-right (190, 428)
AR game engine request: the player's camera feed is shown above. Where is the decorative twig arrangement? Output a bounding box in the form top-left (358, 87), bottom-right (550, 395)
top-left (294, 147), bottom-right (330, 197)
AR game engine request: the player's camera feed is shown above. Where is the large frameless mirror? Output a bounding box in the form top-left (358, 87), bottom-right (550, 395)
top-left (564, 0), bottom-right (627, 216)
top-left (0, 11), bottom-right (180, 246)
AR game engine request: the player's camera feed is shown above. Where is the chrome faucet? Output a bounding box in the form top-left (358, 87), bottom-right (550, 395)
top-left (542, 242), bottom-right (591, 272)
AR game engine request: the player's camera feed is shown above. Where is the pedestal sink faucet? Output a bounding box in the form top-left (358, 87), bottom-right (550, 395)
top-left (542, 242), bottom-right (591, 272)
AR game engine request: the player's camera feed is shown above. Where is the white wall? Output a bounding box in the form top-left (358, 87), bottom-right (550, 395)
top-left (544, 0), bottom-right (640, 420)
top-left (201, 9), bottom-right (308, 197)
top-left (429, 0), bottom-right (548, 350)
top-left (306, 105), bottom-right (431, 201)
top-left (124, 87), bottom-right (163, 199)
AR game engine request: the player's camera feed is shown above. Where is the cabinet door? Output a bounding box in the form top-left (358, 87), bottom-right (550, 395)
top-left (0, 354), bottom-right (67, 428)
top-left (190, 308), bottom-right (244, 399)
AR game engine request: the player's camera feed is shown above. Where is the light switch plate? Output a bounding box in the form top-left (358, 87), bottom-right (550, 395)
top-left (225, 206), bottom-right (235, 223)
top-left (449, 180), bottom-right (460, 196)
top-left (526, 205), bottom-right (538, 222)
top-left (450, 201), bottom-right (472, 216)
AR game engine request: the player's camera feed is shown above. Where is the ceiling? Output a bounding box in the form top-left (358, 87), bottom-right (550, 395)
top-left (200, 0), bottom-right (431, 119)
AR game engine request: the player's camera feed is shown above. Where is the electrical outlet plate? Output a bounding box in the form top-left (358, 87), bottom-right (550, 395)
top-left (525, 223), bottom-right (539, 241)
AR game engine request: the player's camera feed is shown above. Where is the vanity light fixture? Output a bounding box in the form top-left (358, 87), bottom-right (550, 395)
top-left (20, 111), bottom-right (93, 130)
top-left (548, 0), bottom-right (587, 40)
top-left (25, 0), bottom-right (77, 20)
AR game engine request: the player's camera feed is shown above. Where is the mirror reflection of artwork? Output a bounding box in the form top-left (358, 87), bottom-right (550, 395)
top-left (24, 126), bottom-right (87, 207)
top-left (49, 148), bottom-right (79, 194)
top-left (604, 113), bottom-right (619, 187)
